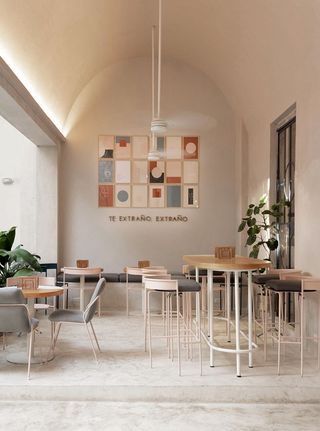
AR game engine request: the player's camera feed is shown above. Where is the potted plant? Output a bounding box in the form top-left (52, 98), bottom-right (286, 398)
top-left (0, 226), bottom-right (41, 287)
top-left (238, 194), bottom-right (289, 262)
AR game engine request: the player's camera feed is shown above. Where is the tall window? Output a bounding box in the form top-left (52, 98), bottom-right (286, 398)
top-left (276, 117), bottom-right (296, 268)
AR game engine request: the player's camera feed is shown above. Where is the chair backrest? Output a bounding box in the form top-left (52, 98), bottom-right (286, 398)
top-left (126, 267), bottom-right (143, 276)
top-left (214, 246), bottom-right (235, 259)
top-left (142, 274), bottom-right (171, 282)
top-left (280, 273), bottom-right (320, 292)
top-left (144, 278), bottom-right (178, 292)
top-left (273, 269), bottom-right (302, 279)
top-left (141, 268), bottom-right (168, 275)
top-left (38, 276), bottom-right (56, 286)
top-left (63, 267), bottom-right (102, 275)
top-left (0, 287), bottom-right (31, 333)
top-left (6, 276), bottom-right (38, 290)
top-left (84, 278), bottom-right (106, 322)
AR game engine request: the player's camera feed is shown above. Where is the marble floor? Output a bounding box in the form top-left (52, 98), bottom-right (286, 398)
top-left (0, 311), bottom-right (319, 429)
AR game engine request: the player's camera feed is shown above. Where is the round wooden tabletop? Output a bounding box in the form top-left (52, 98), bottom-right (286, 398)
top-left (183, 255), bottom-right (271, 271)
top-left (22, 287), bottom-right (64, 299)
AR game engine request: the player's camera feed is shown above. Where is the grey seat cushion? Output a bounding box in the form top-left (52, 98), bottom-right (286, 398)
top-left (49, 309), bottom-right (84, 323)
top-left (119, 273), bottom-right (142, 283)
top-left (253, 274), bottom-right (280, 285)
top-left (57, 273), bottom-right (118, 283)
top-left (266, 279), bottom-right (302, 292)
top-left (177, 278), bottom-right (201, 292)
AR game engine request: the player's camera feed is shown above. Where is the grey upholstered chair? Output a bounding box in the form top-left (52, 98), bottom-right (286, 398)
top-left (0, 287), bottom-right (39, 379)
top-left (48, 278), bottom-right (106, 362)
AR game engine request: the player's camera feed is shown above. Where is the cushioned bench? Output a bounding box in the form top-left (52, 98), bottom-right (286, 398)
top-left (57, 272), bottom-right (187, 284)
top-left (57, 272), bottom-right (120, 284)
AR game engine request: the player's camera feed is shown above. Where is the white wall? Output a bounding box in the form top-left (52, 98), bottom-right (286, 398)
top-left (0, 115), bottom-right (37, 251)
top-left (0, 115), bottom-right (58, 263)
top-left (61, 58), bottom-right (238, 272)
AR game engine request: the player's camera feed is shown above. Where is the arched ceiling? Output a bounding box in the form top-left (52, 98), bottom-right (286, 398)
top-left (1, 0), bottom-right (319, 133)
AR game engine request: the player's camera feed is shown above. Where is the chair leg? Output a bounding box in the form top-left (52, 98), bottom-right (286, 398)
top-left (278, 293), bottom-right (283, 375)
top-left (126, 283), bottom-right (129, 317)
top-left (196, 291), bottom-right (202, 376)
top-left (144, 288), bottom-right (148, 352)
top-left (89, 321), bottom-right (101, 352)
top-left (51, 322), bottom-right (62, 353)
top-left (177, 292), bottom-right (181, 376)
top-left (300, 293), bottom-right (304, 377)
top-left (148, 291), bottom-right (152, 368)
top-left (85, 323), bottom-right (98, 362)
top-left (27, 331), bottom-right (34, 380)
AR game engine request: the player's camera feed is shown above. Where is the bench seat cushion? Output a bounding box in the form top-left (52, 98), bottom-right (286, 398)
top-left (57, 272), bottom-right (120, 283)
top-left (119, 273), bottom-right (142, 283)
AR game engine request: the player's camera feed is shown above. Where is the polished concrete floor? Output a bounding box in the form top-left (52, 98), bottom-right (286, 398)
top-left (0, 310), bottom-right (319, 429)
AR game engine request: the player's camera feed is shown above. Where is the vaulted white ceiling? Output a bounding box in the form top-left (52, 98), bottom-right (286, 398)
top-left (1, 0), bottom-right (319, 133)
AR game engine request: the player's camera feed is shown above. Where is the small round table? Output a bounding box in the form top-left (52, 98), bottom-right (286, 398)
top-left (6, 286), bottom-right (63, 365)
top-left (183, 255), bottom-right (270, 377)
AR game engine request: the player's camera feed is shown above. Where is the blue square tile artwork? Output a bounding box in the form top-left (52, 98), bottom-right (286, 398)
top-left (99, 160), bottom-right (113, 183)
top-left (167, 185), bottom-right (181, 207)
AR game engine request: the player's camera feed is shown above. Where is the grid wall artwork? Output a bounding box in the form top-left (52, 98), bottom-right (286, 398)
top-left (98, 135), bottom-right (199, 208)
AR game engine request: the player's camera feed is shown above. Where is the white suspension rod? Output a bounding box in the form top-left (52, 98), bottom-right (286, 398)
top-left (152, 25), bottom-right (156, 121)
top-left (157, 0), bottom-right (162, 119)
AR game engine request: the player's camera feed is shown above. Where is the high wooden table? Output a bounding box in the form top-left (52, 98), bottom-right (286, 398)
top-left (183, 255), bottom-right (270, 377)
top-left (6, 286), bottom-right (64, 365)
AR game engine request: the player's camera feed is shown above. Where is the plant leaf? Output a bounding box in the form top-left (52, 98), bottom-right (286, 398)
top-left (238, 220), bottom-right (246, 232)
top-left (14, 268), bottom-right (36, 277)
top-left (246, 235), bottom-right (256, 246)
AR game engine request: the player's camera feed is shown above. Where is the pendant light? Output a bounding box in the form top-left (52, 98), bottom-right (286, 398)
top-left (148, 0), bottom-right (167, 161)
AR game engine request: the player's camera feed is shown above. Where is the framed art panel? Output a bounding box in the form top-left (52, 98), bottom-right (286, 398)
top-left (183, 137), bottom-right (199, 159)
top-left (115, 160), bottom-right (131, 183)
top-left (132, 185), bottom-right (148, 208)
top-left (183, 160), bottom-right (199, 184)
top-left (149, 185), bottom-right (164, 208)
top-left (98, 134), bottom-right (199, 208)
top-left (99, 160), bottom-right (113, 183)
top-left (149, 160), bottom-right (165, 183)
top-left (132, 136), bottom-right (149, 159)
top-left (166, 161), bottom-right (181, 183)
top-left (115, 136), bottom-right (131, 159)
top-left (166, 136), bottom-right (182, 159)
top-left (115, 185), bottom-right (131, 207)
top-left (167, 185), bottom-right (181, 208)
top-left (183, 185), bottom-right (199, 208)
top-left (99, 185), bottom-right (113, 207)
top-left (99, 135), bottom-right (114, 159)
top-left (132, 160), bottom-right (148, 183)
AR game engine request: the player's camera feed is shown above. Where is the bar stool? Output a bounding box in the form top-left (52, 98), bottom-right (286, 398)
top-left (266, 275), bottom-right (320, 376)
top-left (126, 266), bottom-right (167, 316)
top-left (144, 276), bottom-right (202, 376)
top-left (252, 269), bottom-right (302, 359)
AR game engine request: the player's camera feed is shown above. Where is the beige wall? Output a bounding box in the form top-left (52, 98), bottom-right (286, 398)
top-left (60, 58), bottom-right (238, 272)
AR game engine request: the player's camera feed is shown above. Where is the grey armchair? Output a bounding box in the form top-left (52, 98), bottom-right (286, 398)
top-left (0, 287), bottom-right (39, 379)
top-left (48, 278), bottom-right (106, 362)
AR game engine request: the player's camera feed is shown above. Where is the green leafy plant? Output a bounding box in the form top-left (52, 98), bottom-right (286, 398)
top-left (0, 226), bottom-right (41, 286)
top-left (238, 194), bottom-right (289, 261)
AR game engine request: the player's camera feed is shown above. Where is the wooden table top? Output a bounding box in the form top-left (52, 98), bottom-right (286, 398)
top-left (22, 286), bottom-right (64, 299)
top-left (183, 255), bottom-right (271, 271)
